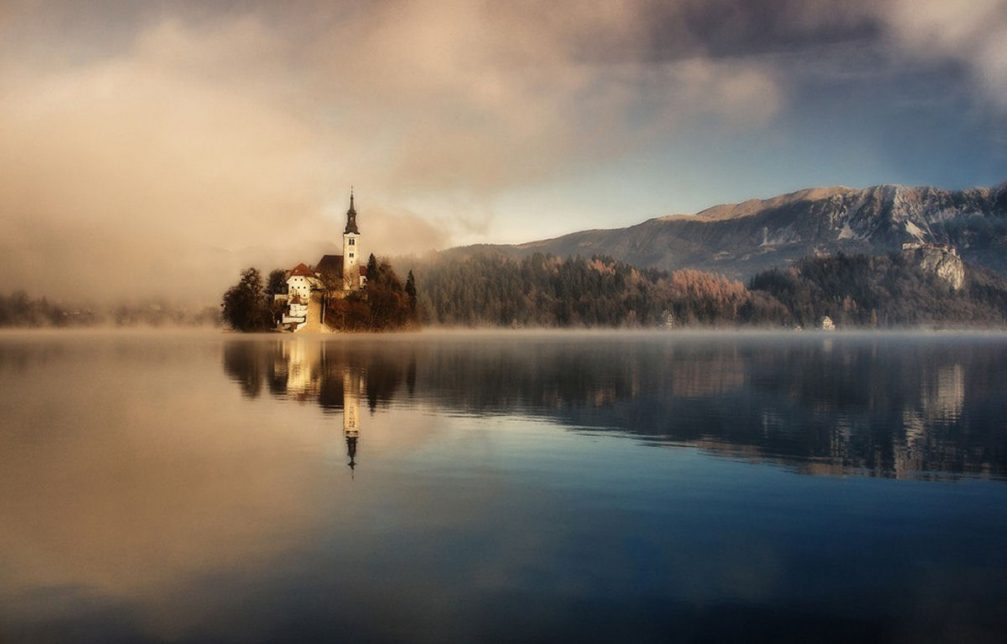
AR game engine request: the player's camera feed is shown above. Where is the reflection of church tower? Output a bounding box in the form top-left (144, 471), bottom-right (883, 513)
top-left (343, 368), bottom-right (362, 473)
top-left (342, 189), bottom-right (361, 292)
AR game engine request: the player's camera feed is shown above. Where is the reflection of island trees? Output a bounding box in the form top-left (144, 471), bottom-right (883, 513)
top-left (224, 339), bottom-right (408, 472)
top-left (223, 340), bottom-right (407, 413)
top-left (223, 341), bottom-right (269, 398)
top-left (223, 337), bottom-right (1007, 480)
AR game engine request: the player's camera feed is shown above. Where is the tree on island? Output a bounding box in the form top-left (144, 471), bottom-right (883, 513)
top-left (221, 267), bottom-right (274, 331)
top-left (327, 254), bottom-right (417, 331)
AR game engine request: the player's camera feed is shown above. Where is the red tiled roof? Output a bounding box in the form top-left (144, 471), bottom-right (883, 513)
top-left (289, 262), bottom-right (315, 278)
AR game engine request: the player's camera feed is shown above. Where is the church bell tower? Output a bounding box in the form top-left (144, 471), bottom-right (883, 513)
top-left (342, 189), bottom-right (361, 291)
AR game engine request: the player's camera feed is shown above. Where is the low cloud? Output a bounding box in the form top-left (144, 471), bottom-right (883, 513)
top-left (0, 1), bottom-right (1002, 304)
top-left (0, 1), bottom-right (787, 304)
top-left (879, 0), bottom-right (1007, 109)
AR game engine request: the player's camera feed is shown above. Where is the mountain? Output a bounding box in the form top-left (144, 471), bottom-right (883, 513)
top-left (449, 181), bottom-right (1007, 279)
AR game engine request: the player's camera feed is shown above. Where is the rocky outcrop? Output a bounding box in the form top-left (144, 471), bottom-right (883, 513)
top-left (902, 243), bottom-right (965, 290)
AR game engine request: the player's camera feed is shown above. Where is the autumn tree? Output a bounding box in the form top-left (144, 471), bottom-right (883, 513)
top-left (325, 257), bottom-right (417, 331)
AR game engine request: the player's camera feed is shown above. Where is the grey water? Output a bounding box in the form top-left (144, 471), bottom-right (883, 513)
top-left (1, 330), bottom-right (1006, 643)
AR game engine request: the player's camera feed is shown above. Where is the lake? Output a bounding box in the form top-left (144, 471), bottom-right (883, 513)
top-left (1, 330), bottom-right (1006, 643)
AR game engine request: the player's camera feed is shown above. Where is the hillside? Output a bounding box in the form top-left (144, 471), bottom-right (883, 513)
top-left (751, 252), bottom-right (1007, 328)
top-left (413, 249), bottom-right (1007, 329)
top-left (447, 181), bottom-right (1007, 279)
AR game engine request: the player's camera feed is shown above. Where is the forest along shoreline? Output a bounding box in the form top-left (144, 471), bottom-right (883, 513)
top-left (5, 249), bottom-right (1007, 332)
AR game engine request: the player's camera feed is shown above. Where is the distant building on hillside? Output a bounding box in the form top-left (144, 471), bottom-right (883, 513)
top-left (279, 190), bottom-right (368, 332)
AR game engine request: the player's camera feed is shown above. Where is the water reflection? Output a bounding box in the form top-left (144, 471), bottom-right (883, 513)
top-left (3, 332), bottom-right (1007, 643)
top-left (344, 368), bottom-right (362, 473)
top-left (223, 335), bottom-right (1007, 481)
top-left (0, 335), bottom-right (342, 641)
top-left (224, 340), bottom-right (411, 474)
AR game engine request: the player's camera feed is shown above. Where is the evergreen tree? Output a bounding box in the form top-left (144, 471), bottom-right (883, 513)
top-left (411, 253), bottom-right (776, 328)
top-left (405, 270), bottom-right (417, 312)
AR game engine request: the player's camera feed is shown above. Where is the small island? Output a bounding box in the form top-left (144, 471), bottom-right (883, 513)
top-left (221, 191), bottom-right (417, 333)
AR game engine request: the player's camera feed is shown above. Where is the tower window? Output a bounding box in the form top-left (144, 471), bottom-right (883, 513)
top-left (348, 238), bottom-right (355, 246)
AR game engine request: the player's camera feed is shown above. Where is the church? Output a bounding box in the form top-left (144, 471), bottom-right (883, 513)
top-left (278, 191), bottom-right (368, 332)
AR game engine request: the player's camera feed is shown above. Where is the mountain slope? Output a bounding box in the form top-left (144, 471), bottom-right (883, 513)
top-left (450, 181), bottom-right (1007, 279)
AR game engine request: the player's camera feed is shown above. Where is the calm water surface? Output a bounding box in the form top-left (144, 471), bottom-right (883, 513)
top-left (1, 330), bottom-right (1006, 643)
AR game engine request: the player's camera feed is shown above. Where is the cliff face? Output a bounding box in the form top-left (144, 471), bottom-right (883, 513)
top-left (451, 180), bottom-right (1007, 279)
top-left (903, 244), bottom-right (966, 290)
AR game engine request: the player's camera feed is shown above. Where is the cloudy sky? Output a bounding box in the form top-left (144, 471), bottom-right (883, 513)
top-left (1, 0), bottom-right (1006, 303)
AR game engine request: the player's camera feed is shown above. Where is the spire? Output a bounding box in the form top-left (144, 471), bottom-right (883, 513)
top-left (344, 187), bottom-right (359, 234)
top-left (346, 435), bottom-right (357, 477)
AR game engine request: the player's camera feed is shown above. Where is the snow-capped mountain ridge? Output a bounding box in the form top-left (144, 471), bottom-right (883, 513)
top-left (449, 179), bottom-right (1007, 279)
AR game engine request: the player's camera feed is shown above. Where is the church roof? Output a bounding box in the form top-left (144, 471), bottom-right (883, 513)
top-left (314, 255), bottom-right (367, 287)
top-left (288, 263), bottom-right (315, 278)
top-left (316, 254), bottom-right (344, 278)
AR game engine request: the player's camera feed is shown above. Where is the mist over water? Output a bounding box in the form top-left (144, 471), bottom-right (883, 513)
top-left (2, 331), bottom-right (1007, 642)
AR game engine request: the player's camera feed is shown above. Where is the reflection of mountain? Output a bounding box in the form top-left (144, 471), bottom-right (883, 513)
top-left (921, 364), bottom-right (965, 422)
top-left (223, 336), bottom-right (1007, 481)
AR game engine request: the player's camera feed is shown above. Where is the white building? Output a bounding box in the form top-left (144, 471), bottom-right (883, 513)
top-left (281, 262), bottom-right (323, 331)
top-left (287, 263), bottom-right (320, 302)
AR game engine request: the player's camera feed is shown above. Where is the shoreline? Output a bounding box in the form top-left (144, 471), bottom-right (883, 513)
top-left (5, 326), bottom-right (1007, 339)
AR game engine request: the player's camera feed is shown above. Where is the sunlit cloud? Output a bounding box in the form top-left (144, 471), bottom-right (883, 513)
top-left (0, 0), bottom-right (1003, 304)
top-left (879, 0), bottom-right (1007, 109)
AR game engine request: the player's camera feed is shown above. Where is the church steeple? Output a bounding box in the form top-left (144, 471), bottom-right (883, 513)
top-left (344, 187), bottom-right (359, 235)
top-left (342, 188), bottom-right (362, 290)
